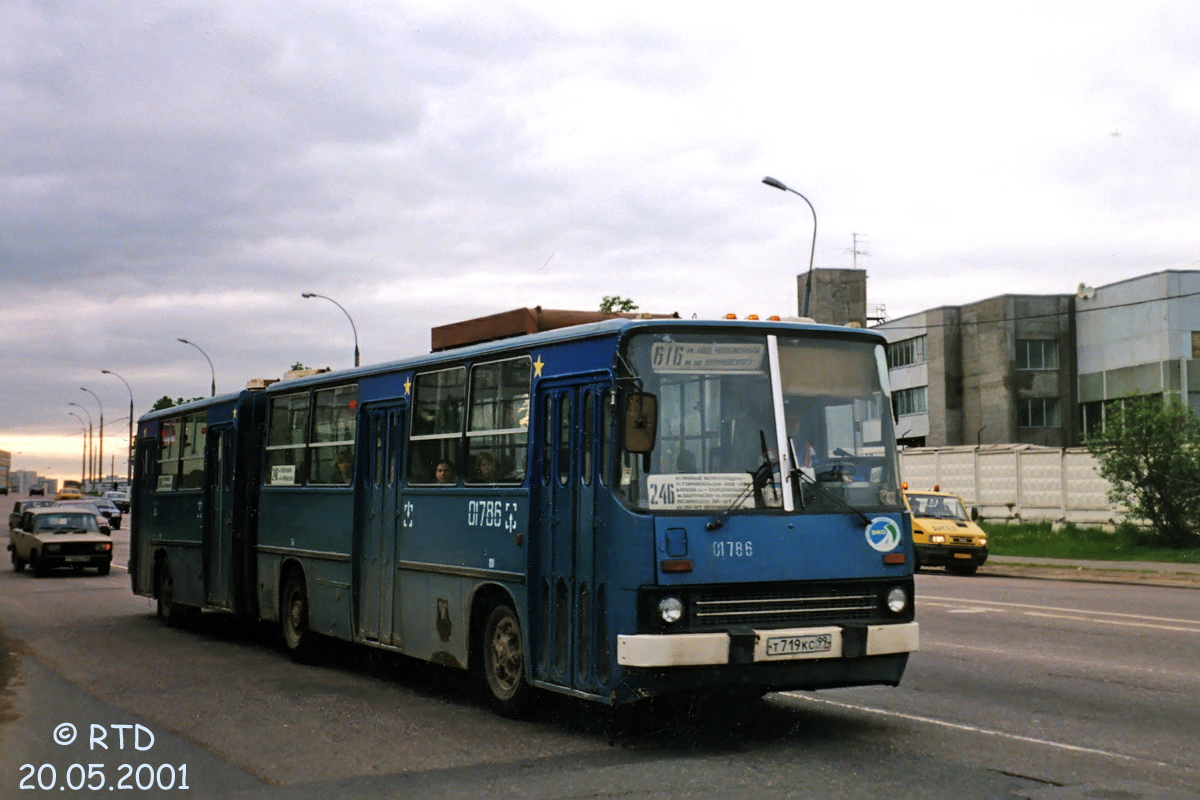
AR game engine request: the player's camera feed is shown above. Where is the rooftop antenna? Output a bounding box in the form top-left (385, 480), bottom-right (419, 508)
top-left (848, 232), bottom-right (871, 270)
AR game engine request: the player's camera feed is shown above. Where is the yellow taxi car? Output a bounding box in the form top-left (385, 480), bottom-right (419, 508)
top-left (55, 487), bottom-right (83, 501)
top-left (903, 485), bottom-right (988, 575)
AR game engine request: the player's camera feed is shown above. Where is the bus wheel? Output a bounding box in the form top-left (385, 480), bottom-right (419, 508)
top-left (157, 561), bottom-right (184, 626)
top-left (480, 604), bottom-right (532, 716)
top-left (281, 571), bottom-right (316, 663)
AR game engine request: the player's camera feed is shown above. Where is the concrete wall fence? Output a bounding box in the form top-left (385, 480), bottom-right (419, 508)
top-left (899, 444), bottom-right (1117, 525)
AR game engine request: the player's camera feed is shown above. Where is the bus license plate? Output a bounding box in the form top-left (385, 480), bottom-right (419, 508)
top-left (765, 633), bottom-right (833, 657)
top-left (953, 552), bottom-right (974, 559)
top-left (64, 556), bottom-right (89, 563)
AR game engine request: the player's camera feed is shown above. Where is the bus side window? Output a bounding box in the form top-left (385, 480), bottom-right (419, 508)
top-left (407, 367), bottom-right (466, 485)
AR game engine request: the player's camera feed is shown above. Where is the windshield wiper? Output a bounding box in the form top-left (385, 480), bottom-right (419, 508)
top-left (788, 437), bottom-right (871, 525)
top-left (707, 432), bottom-right (777, 531)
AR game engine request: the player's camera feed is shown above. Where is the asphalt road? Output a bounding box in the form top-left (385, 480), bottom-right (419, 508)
top-left (1, 523), bottom-right (1197, 798)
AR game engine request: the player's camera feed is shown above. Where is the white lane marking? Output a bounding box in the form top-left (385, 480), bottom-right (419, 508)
top-left (921, 595), bottom-right (1200, 629)
top-left (781, 693), bottom-right (1173, 768)
top-left (923, 640), bottom-right (1184, 679)
top-left (1022, 611), bottom-right (1200, 634)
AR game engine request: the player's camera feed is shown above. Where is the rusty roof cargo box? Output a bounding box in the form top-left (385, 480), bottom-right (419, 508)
top-left (431, 306), bottom-right (680, 351)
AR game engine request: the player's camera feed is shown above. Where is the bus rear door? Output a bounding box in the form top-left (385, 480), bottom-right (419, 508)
top-left (203, 424), bottom-right (236, 609)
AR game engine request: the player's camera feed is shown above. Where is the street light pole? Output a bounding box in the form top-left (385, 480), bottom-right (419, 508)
top-left (68, 402), bottom-right (93, 488)
top-left (68, 412), bottom-right (87, 487)
top-left (761, 176), bottom-right (819, 318)
top-left (302, 292), bottom-right (360, 367)
top-left (81, 387), bottom-right (104, 490)
top-left (102, 369), bottom-right (134, 486)
top-left (177, 338), bottom-right (216, 397)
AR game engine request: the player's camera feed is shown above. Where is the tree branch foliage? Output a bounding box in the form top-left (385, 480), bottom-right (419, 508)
top-left (599, 296), bottom-right (638, 313)
top-left (1086, 397), bottom-right (1200, 548)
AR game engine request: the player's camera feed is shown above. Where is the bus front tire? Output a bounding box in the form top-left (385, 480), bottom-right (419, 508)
top-left (480, 603), bottom-right (532, 716)
top-left (281, 571), bottom-right (316, 663)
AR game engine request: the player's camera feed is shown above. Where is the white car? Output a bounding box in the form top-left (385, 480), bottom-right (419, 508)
top-left (9, 507), bottom-right (113, 576)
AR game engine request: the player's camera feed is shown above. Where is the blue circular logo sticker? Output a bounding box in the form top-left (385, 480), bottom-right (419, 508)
top-left (865, 517), bottom-right (901, 552)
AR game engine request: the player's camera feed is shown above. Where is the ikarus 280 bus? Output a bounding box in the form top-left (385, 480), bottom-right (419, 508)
top-left (130, 312), bottom-right (917, 714)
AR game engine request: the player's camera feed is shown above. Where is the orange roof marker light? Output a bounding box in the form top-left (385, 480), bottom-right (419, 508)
top-left (724, 313), bottom-right (738, 319)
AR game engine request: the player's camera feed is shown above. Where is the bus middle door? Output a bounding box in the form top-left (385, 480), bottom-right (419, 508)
top-left (357, 403), bottom-right (406, 647)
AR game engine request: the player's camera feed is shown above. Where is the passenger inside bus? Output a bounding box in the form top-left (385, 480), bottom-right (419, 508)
top-left (435, 460), bottom-right (456, 484)
top-left (472, 451), bottom-right (498, 483)
top-left (335, 450), bottom-right (353, 484)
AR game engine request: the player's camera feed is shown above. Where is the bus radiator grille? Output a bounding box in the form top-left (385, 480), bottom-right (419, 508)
top-left (690, 583), bottom-right (880, 630)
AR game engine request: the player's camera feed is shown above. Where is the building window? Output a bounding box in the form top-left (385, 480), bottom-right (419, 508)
top-left (887, 336), bottom-right (926, 370)
top-left (1016, 339), bottom-right (1059, 370)
top-left (1018, 398), bottom-right (1061, 428)
top-left (894, 386), bottom-right (928, 416)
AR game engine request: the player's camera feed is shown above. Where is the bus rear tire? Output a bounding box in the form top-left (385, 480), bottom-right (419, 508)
top-left (156, 561), bottom-right (186, 627)
top-left (281, 570), bottom-right (316, 663)
top-left (480, 603), bottom-right (532, 716)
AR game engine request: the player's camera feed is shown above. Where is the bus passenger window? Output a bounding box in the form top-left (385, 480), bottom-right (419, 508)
top-left (465, 357), bottom-right (530, 485)
top-left (309, 385), bottom-right (358, 485)
top-left (156, 418), bottom-right (181, 492)
top-left (407, 367), bottom-right (466, 485)
top-left (266, 393), bottom-right (310, 486)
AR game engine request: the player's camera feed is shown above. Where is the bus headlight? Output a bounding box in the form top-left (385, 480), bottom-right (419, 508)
top-left (978, 536), bottom-right (987, 547)
top-left (885, 586), bottom-right (908, 614)
top-left (658, 596), bottom-right (684, 625)
top-left (929, 534), bottom-right (946, 544)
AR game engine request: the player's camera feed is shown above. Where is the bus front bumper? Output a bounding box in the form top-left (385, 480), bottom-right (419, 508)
top-left (617, 622), bottom-right (919, 668)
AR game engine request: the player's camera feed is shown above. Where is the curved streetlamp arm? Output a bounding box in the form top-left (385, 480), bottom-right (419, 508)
top-left (762, 176), bottom-right (818, 317)
top-left (302, 292), bottom-right (360, 367)
top-left (178, 338), bottom-right (216, 396)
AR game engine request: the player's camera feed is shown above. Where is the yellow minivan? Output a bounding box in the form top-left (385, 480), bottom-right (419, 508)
top-left (903, 486), bottom-right (988, 575)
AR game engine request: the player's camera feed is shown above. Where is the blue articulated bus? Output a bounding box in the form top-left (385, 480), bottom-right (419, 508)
top-left (130, 316), bottom-right (918, 712)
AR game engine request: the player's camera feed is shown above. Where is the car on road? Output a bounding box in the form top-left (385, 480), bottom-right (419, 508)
top-left (8, 506), bottom-right (113, 576)
top-left (904, 485), bottom-right (989, 575)
top-left (58, 498), bottom-right (122, 530)
top-left (103, 490), bottom-right (130, 513)
top-left (55, 487), bottom-right (82, 501)
top-left (29, 484), bottom-right (45, 496)
top-left (9, 499), bottom-right (55, 531)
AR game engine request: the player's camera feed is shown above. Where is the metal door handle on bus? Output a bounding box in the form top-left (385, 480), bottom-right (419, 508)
top-left (196, 502), bottom-right (202, 519)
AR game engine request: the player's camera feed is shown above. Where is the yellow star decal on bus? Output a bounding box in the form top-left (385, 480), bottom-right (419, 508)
top-left (533, 355), bottom-right (545, 377)
top-left (404, 377), bottom-right (411, 396)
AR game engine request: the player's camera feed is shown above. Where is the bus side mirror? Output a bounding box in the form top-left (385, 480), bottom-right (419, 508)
top-left (622, 392), bottom-right (658, 454)
top-left (970, 507), bottom-right (980, 522)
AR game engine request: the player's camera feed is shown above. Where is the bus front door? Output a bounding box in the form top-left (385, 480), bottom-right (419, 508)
top-left (357, 404), bottom-right (406, 646)
top-left (536, 380), bottom-right (607, 694)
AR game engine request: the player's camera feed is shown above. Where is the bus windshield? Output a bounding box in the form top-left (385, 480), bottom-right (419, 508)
top-left (620, 330), bottom-right (902, 514)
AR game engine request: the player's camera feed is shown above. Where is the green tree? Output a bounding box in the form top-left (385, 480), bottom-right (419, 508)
top-left (149, 395), bottom-right (204, 411)
top-left (1086, 397), bottom-right (1200, 548)
top-left (291, 362), bottom-right (309, 371)
top-left (600, 296), bottom-right (638, 313)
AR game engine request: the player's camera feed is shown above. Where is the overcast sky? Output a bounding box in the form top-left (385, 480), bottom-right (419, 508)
top-left (3, 1), bottom-right (1198, 482)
